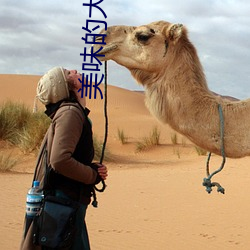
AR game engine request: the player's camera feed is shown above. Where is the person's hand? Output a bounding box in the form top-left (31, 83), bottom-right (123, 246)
top-left (90, 163), bottom-right (108, 184)
top-left (96, 163), bottom-right (108, 180)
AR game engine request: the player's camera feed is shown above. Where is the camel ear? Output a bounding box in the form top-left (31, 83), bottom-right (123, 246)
top-left (167, 24), bottom-right (184, 43)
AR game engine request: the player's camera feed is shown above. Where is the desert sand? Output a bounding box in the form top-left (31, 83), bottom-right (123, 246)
top-left (1, 74), bottom-right (250, 250)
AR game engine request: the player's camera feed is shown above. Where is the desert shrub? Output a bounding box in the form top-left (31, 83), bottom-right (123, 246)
top-left (117, 128), bottom-right (128, 144)
top-left (173, 146), bottom-right (181, 159)
top-left (0, 152), bottom-right (18, 172)
top-left (136, 126), bottom-right (161, 152)
top-left (171, 133), bottom-right (178, 145)
top-left (18, 111), bottom-right (50, 153)
top-left (93, 135), bottom-right (111, 161)
top-left (0, 101), bottom-right (31, 143)
top-left (136, 137), bottom-right (152, 152)
top-left (0, 101), bottom-right (50, 152)
top-left (151, 126), bottom-right (160, 145)
top-left (195, 146), bottom-right (207, 156)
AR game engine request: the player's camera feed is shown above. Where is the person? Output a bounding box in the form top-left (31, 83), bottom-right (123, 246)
top-left (21, 67), bottom-right (108, 250)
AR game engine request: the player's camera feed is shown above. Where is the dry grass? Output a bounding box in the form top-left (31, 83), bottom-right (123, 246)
top-left (17, 112), bottom-right (50, 153)
top-left (136, 126), bottom-right (161, 152)
top-left (0, 101), bottom-right (30, 143)
top-left (171, 133), bottom-right (178, 145)
top-left (0, 101), bottom-right (50, 153)
top-left (195, 146), bottom-right (207, 156)
top-left (117, 128), bottom-right (128, 144)
top-left (93, 135), bottom-right (111, 162)
top-left (0, 152), bottom-right (18, 172)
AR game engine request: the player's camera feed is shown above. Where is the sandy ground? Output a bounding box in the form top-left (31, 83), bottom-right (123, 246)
top-left (1, 74), bottom-right (250, 250)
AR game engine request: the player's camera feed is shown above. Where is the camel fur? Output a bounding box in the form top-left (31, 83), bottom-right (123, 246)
top-left (93, 21), bottom-right (250, 158)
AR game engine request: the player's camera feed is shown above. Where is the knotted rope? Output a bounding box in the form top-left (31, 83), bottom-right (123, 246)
top-left (202, 104), bottom-right (226, 194)
top-left (92, 61), bottom-right (108, 207)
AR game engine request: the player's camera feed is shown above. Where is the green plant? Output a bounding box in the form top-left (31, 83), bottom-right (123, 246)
top-left (117, 128), bottom-right (128, 144)
top-left (0, 101), bottom-right (50, 153)
top-left (0, 101), bottom-right (31, 143)
top-left (136, 126), bottom-right (161, 152)
top-left (18, 112), bottom-right (50, 153)
top-left (195, 146), bottom-right (207, 156)
top-left (93, 135), bottom-right (111, 161)
top-left (171, 133), bottom-right (178, 145)
top-left (151, 126), bottom-right (160, 145)
top-left (0, 152), bottom-right (18, 172)
top-left (135, 138), bottom-right (149, 152)
top-left (173, 146), bottom-right (181, 159)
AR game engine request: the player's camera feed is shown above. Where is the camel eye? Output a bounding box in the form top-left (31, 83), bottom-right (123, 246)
top-left (136, 33), bottom-right (152, 42)
top-left (138, 34), bottom-right (150, 42)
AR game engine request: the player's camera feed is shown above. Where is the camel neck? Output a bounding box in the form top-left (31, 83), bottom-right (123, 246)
top-left (145, 72), bottom-right (224, 155)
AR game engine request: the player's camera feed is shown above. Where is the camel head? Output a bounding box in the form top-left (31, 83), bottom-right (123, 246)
top-left (93, 21), bottom-right (190, 86)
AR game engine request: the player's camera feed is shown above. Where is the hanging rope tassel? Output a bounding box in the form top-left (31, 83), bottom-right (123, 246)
top-left (92, 61), bottom-right (108, 207)
top-left (202, 104), bottom-right (226, 194)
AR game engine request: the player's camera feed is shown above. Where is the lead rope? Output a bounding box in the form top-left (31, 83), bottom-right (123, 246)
top-left (202, 104), bottom-right (226, 194)
top-left (92, 61), bottom-right (108, 207)
top-left (99, 61), bottom-right (108, 166)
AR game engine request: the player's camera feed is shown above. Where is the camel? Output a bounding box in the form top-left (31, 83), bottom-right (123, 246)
top-left (93, 21), bottom-right (250, 159)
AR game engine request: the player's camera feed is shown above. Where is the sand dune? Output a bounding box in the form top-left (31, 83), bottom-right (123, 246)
top-left (1, 74), bottom-right (250, 250)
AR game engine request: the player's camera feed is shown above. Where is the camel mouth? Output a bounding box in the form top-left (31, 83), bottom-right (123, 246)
top-left (96, 44), bottom-right (118, 55)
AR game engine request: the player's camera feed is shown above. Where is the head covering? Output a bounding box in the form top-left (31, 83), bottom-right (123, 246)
top-left (36, 67), bottom-right (70, 105)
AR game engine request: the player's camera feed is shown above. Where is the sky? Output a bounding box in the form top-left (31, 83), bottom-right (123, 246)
top-left (1, 0), bottom-right (250, 99)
